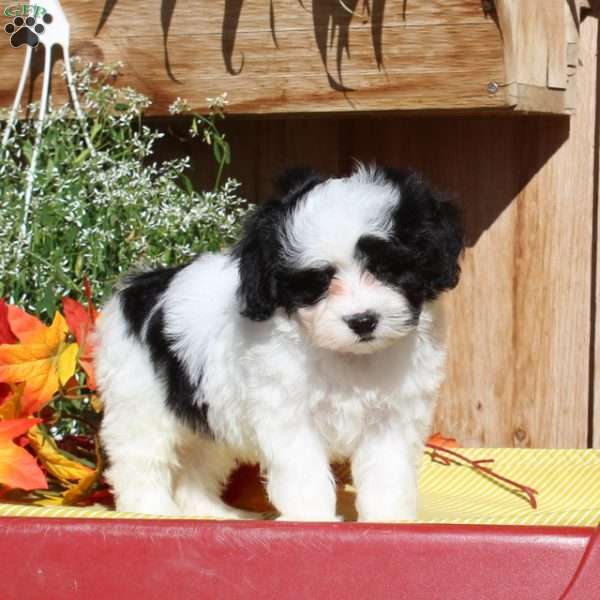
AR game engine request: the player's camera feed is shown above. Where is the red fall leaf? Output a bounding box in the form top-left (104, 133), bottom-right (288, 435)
top-left (62, 296), bottom-right (97, 390)
top-left (0, 300), bottom-right (18, 345)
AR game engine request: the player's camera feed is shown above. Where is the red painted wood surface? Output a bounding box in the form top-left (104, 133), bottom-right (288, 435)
top-left (0, 518), bottom-right (598, 600)
top-left (561, 525), bottom-right (600, 599)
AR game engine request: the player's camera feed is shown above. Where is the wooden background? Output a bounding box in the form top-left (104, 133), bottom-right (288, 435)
top-left (153, 9), bottom-right (600, 448)
top-left (1, 1), bottom-right (598, 447)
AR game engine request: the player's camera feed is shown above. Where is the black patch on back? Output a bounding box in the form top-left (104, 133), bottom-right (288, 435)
top-left (120, 266), bottom-right (185, 336)
top-left (118, 263), bottom-right (212, 436)
top-left (145, 306), bottom-right (212, 436)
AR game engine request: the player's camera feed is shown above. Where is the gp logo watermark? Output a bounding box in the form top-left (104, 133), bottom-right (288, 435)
top-left (4, 3), bottom-right (47, 17)
top-left (3, 4), bottom-right (52, 47)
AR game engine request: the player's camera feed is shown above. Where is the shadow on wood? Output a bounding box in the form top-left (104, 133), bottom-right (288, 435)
top-left (151, 113), bottom-right (570, 247)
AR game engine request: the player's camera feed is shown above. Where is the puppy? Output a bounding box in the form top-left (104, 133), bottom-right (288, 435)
top-left (96, 164), bottom-right (463, 521)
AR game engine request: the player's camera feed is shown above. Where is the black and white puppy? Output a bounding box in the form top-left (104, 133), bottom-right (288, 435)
top-left (96, 164), bottom-right (463, 521)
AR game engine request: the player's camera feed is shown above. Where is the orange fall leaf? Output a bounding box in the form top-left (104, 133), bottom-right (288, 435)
top-left (0, 313), bottom-right (79, 414)
top-left (6, 305), bottom-right (46, 344)
top-left (0, 418), bottom-right (47, 490)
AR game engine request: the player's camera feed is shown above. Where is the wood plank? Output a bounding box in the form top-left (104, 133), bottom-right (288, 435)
top-left (547, 0), bottom-right (568, 89)
top-left (67, 0), bottom-right (501, 37)
top-left (585, 13), bottom-right (600, 448)
top-left (495, 0), bottom-right (573, 110)
top-left (0, 21), bottom-right (507, 114)
top-left (435, 12), bottom-right (595, 445)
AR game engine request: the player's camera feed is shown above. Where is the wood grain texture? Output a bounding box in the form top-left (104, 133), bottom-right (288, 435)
top-left (0, 0), bottom-right (576, 115)
top-left (495, 0), bottom-right (574, 112)
top-left (587, 14), bottom-right (600, 448)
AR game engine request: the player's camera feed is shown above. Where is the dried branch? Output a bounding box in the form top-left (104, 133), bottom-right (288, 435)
top-left (426, 443), bottom-right (539, 509)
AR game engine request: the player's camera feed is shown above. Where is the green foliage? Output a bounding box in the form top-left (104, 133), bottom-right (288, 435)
top-left (0, 62), bottom-right (247, 317)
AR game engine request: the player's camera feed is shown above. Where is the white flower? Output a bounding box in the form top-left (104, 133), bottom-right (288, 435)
top-left (206, 92), bottom-right (229, 112)
top-left (168, 97), bottom-right (190, 115)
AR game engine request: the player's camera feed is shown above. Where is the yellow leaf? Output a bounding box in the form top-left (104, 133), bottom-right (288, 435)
top-left (62, 469), bottom-right (100, 505)
top-left (27, 426), bottom-right (93, 484)
top-left (57, 342), bottom-right (78, 386)
top-left (33, 492), bottom-right (65, 506)
top-left (90, 394), bottom-right (103, 413)
top-left (33, 467), bottom-right (101, 506)
top-left (0, 313), bottom-right (78, 413)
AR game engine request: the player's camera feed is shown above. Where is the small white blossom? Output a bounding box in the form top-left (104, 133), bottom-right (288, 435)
top-left (168, 97), bottom-right (190, 115)
top-left (206, 92), bottom-right (229, 114)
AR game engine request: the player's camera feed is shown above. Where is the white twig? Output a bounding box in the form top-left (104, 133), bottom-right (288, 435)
top-left (1, 45), bottom-right (32, 151)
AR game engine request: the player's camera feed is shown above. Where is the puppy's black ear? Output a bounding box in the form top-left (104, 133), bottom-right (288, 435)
top-left (426, 196), bottom-right (464, 293)
top-left (234, 203), bottom-right (282, 321)
top-left (384, 168), bottom-right (465, 298)
top-left (234, 167), bottom-right (324, 321)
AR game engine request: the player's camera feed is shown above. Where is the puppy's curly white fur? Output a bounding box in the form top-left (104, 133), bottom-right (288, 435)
top-left (96, 164), bottom-right (463, 521)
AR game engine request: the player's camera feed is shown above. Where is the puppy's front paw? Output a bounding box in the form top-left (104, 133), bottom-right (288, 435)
top-left (358, 505), bottom-right (417, 523)
top-left (276, 512), bottom-right (342, 522)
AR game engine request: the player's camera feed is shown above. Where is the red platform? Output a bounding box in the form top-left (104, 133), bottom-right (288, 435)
top-left (1, 518), bottom-right (599, 599)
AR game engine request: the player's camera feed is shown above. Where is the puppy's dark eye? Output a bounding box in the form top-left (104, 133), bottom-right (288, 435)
top-left (356, 235), bottom-right (412, 282)
top-left (280, 266), bottom-right (335, 308)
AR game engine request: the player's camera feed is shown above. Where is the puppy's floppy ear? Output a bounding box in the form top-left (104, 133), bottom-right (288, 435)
top-left (234, 167), bottom-right (324, 321)
top-left (384, 167), bottom-right (465, 298)
top-left (234, 203), bottom-right (282, 321)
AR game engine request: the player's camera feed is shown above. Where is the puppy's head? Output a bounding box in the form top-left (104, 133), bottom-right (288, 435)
top-left (234, 165), bottom-right (464, 354)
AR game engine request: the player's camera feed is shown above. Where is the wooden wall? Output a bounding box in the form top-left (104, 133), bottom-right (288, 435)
top-left (1, 2), bottom-right (596, 447)
top-left (154, 11), bottom-right (599, 448)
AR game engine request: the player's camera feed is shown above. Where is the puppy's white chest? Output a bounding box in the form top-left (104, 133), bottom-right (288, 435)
top-left (308, 351), bottom-right (399, 460)
top-left (311, 388), bottom-right (384, 459)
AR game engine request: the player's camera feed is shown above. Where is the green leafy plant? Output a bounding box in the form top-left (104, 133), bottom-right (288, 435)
top-left (0, 61), bottom-right (247, 318)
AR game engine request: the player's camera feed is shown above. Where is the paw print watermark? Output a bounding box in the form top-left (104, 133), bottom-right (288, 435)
top-left (4, 12), bottom-right (52, 48)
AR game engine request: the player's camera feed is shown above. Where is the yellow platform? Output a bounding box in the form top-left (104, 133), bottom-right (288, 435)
top-left (1, 448), bottom-right (599, 527)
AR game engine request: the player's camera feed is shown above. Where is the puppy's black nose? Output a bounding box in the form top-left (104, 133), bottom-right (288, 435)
top-left (344, 311), bottom-right (378, 337)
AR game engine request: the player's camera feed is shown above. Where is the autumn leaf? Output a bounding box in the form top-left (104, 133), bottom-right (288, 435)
top-left (427, 432), bottom-right (460, 449)
top-left (34, 468), bottom-right (101, 506)
top-left (27, 425), bottom-right (94, 484)
top-left (0, 384), bottom-right (24, 420)
top-left (0, 418), bottom-right (47, 490)
top-left (62, 297), bottom-right (97, 390)
top-left (62, 468), bottom-right (101, 505)
top-left (0, 300), bottom-right (17, 345)
top-left (83, 278), bottom-right (98, 323)
top-left (62, 297), bottom-right (92, 345)
top-left (30, 425), bottom-right (101, 506)
top-left (6, 305), bottom-right (45, 343)
top-left (0, 313), bottom-right (79, 414)
top-left (0, 301), bottom-right (17, 401)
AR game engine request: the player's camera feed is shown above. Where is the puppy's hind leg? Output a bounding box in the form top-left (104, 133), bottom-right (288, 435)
top-left (97, 316), bottom-right (183, 515)
top-left (101, 400), bottom-right (183, 516)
